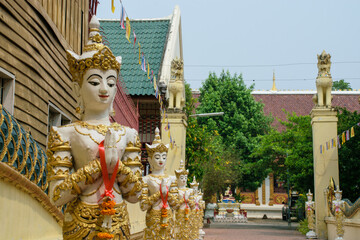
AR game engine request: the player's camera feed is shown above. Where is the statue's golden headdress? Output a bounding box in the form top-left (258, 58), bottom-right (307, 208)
top-left (66, 16), bottom-right (121, 85)
top-left (306, 189), bottom-right (313, 197)
top-left (334, 185), bottom-right (342, 195)
top-left (146, 127), bottom-right (169, 158)
top-left (190, 176), bottom-right (199, 188)
top-left (175, 159), bottom-right (189, 178)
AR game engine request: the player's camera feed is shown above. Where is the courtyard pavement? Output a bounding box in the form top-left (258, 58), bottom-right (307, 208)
top-left (204, 219), bottom-right (305, 240)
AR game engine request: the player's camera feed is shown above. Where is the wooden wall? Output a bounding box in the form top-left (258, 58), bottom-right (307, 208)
top-left (38, 0), bottom-right (88, 54)
top-left (0, 0), bottom-right (89, 148)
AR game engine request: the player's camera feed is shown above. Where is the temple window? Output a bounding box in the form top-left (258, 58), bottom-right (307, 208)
top-left (138, 101), bottom-right (161, 174)
top-left (0, 67), bottom-right (15, 115)
top-left (47, 102), bottom-right (71, 133)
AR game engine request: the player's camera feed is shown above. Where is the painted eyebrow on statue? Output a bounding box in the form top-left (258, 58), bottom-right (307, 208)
top-left (106, 75), bottom-right (117, 80)
top-left (87, 74), bottom-right (102, 81)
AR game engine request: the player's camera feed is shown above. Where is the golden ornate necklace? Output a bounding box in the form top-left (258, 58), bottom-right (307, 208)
top-left (149, 174), bottom-right (168, 180)
top-left (74, 121), bottom-right (126, 145)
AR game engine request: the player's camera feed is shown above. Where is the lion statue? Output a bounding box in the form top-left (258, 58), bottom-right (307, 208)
top-left (168, 58), bottom-right (185, 109)
top-left (314, 50), bottom-right (332, 107)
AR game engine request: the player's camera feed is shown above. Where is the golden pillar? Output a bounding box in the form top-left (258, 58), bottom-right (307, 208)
top-left (255, 189), bottom-right (260, 206)
top-left (269, 173), bottom-right (274, 206)
top-left (262, 180), bottom-right (266, 205)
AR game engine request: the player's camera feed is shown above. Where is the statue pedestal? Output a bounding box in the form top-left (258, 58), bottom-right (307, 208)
top-left (162, 111), bottom-right (187, 175)
top-left (214, 202), bottom-right (247, 223)
top-left (311, 108), bottom-right (339, 239)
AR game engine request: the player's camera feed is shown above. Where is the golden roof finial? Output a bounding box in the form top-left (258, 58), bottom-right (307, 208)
top-left (271, 70), bottom-right (277, 91)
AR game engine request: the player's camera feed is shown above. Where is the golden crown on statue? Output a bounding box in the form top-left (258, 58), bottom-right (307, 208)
top-left (66, 16), bottom-right (121, 85)
top-left (146, 127), bottom-right (169, 157)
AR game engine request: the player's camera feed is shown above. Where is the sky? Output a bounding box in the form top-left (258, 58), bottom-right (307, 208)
top-left (97, 0), bottom-right (360, 91)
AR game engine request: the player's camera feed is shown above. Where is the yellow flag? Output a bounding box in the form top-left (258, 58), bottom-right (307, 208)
top-left (126, 17), bottom-right (131, 43)
top-left (111, 0), bottom-right (115, 13)
top-left (342, 132), bottom-right (345, 144)
top-left (138, 42), bottom-right (141, 65)
top-left (153, 76), bottom-right (157, 90)
top-left (351, 127), bottom-right (355, 137)
top-left (147, 63), bottom-right (150, 79)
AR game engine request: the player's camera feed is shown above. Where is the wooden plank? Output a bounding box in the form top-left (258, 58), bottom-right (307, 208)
top-left (15, 95), bottom-right (48, 125)
top-left (53, 0), bottom-right (57, 27)
top-left (7, 0), bottom-right (70, 67)
top-left (47, 0), bottom-right (52, 20)
top-left (6, 0), bottom-right (73, 84)
top-left (74, 0), bottom-right (80, 53)
top-left (14, 107), bottom-right (47, 148)
top-left (69, 0), bottom-right (75, 49)
top-left (61, 0), bottom-right (66, 36)
top-left (42, 0), bottom-right (47, 13)
top-left (66, 0), bottom-right (71, 42)
top-left (84, 0), bottom-right (88, 44)
top-left (0, 58), bottom-right (77, 122)
top-left (58, 0), bottom-right (62, 30)
top-left (0, 41), bottom-right (76, 115)
top-left (0, 6), bottom-right (74, 98)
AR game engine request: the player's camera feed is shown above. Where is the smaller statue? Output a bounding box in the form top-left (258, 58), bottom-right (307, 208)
top-left (174, 160), bottom-right (194, 240)
top-left (222, 185), bottom-right (235, 203)
top-left (332, 186), bottom-right (345, 240)
top-left (305, 190), bottom-right (317, 239)
top-left (314, 50), bottom-right (333, 107)
top-left (140, 127), bottom-right (178, 240)
top-left (189, 176), bottom-right (201, 240)
top-left (168, 58), bottom-right (185, 110)
top-left (225, 185), bottom-right (233, 197)
top-left (198, 190), bottom-right (206, 240)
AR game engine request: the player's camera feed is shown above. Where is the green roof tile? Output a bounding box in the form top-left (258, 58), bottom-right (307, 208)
top-left (100, 19), bottom-right (170, 96)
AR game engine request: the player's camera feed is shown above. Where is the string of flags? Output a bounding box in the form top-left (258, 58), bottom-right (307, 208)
top-left (112, 0), bottom-right (176, 149)
top-left (319, 123), bottom-right (359, 154)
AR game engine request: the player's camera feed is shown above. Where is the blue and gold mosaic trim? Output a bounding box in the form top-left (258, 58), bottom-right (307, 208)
top-left (0, 105), bottom-right (48, 192)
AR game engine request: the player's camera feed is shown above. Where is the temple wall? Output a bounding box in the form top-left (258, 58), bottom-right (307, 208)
top-left (0, 0), bottom-right (88, 147)
top-left (0, 180), bottom-right (62, 240)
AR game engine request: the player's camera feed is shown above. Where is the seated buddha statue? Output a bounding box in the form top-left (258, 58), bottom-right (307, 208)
top-left (223, 185), bottom-right (235, 203)
top-left (140, 127), bottom-right (178, 239)
top-left (174, 160), bottom-right (194, 240)
top-left (47, 16), bottom-right (142, 240)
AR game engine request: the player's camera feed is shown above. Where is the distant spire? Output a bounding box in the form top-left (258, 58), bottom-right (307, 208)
top-left (271, 70), bottom-right (277, 91)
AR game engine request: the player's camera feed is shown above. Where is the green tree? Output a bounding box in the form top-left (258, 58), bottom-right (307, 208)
top-left (252, 112), bottom-right (313, 193)
top-left (253, 108), bottom-right (360, 202)
top-left (184, 82), bottom-right (235, 201)
top-left (196, 71), bottom-right (272, 190)
top-left (336, 107), bottom-right (360, 202)
top-left (332, 79), bottom-right (352, 90)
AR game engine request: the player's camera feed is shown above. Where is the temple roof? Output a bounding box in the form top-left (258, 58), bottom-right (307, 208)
top-left (100, 19), bottom-right (170, 96)
top-left (252, 90), bottom-right (360, 131)
top-left (192, 89), bottom-right (360, 131)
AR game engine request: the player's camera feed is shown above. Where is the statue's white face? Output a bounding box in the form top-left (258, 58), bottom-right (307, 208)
top-left (307, 195), bottom-right (312, 201)
top-left (80, 68), bottom-right (117, 113)
top-left (335, 192), bottom-right (342, 200)
top-left (178, 174), bottom-right (188, 187)
top-left (150, 152), bottom-right (167, 171)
